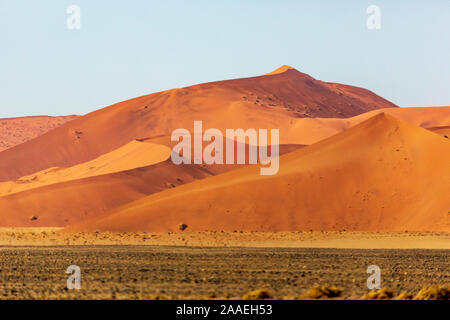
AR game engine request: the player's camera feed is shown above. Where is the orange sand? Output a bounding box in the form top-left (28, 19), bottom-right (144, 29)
top-left (0, 140), bottom-right (171, 196)
top-left (65, 113), bottom-right (450, 233)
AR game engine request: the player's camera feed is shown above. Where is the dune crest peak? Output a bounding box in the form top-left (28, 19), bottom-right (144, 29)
top-left (265, 65), bottom-right (295, 75)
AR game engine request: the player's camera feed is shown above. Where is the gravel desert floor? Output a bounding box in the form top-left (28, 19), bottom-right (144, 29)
top-left (0, 246), bottom-right (448, 300)
top-left (0, 230), bottom-right (448, 300)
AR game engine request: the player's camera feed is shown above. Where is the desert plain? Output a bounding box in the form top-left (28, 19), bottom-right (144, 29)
top-left (0, 229), bottom-right (447, 299)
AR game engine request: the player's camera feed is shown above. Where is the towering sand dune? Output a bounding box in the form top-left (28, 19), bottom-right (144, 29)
top-left (66, 113), bottom-right (450, 232)
top-left (0, 66), bottom-right (397, 181)
top-left (0, 115), bottom-right (78, 152)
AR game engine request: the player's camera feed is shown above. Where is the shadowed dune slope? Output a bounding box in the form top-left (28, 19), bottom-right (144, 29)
top-left (65, 113), bottom-right (450, 233)
top-left (0, 66), bottom-right (397, 181)
top-left (0, 115), bottom-right (78, 152)
top-left (0, 144), bottom-right (301, 227)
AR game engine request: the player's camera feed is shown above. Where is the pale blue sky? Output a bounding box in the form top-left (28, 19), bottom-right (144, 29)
top-left (0, 0), bottom-right (449, 117)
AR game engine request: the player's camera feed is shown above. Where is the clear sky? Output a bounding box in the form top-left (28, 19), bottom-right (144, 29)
top-left (0, 0), bottom-right (449, 117)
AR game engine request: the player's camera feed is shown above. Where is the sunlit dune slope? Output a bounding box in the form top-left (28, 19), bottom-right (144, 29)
top-left (0, 66), bottom-right (397, 181)
top-left (65, 113), bottom-right (450, 232)
top-left (0, 141), bottom-right (171, 196)
top-left (265, 65), bottom-right (294, 75)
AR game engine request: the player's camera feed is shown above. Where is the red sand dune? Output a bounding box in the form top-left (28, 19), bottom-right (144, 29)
top-left (0, 115), bottom-right (78, 152)
top-left (0, 66), bottom-right (397, 182)
top-left (65, 113), bottom-right (450, 233)
top-left (0, 145), bottom-right (301, 227)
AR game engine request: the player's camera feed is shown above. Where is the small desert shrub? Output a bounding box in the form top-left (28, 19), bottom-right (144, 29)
top-left (362, 288), bottom-right (394, 300)
top-left (243, 289), bottom-right (272, 300)
top-left (394, 292), bottom-right (414, 300)
top-left (179, 223), bottom-right (188, 231)
top-left (305, 285), bottom-right (342, 299)
top-left (414, 286), bottom-right (450, 300)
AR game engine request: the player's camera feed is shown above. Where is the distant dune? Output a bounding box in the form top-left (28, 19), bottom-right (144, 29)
top-left (286, 106), bottom-right (450, 145)
top-left (65, 113), bottom-right (450, 232)
top-left (0, 115), bottom-right (78, 152)
top-left (0, 66), bottom-right (397, 182)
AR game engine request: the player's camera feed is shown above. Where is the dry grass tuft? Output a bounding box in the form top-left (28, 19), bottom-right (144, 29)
top-left (414, 286), bottom-right (450, 300)
top-left (362, 288), bottom-right (394, 300)
top-left (243, 289), bottom-right (272, 300)
top-left (394, 291), bottom-right (414, 300)
top-left (305, 285), bottom-right (342, 299)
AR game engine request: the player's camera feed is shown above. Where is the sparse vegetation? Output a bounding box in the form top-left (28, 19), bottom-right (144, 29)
top-left (394, 292), bottom-right (414, 300)
top-left (305, 285), bottom-right (342, 299)
top-left (243, 289), bottom-right (272, 300)
top-left (414, 286), bottom-right (450, 300)
top-left (362, 288), bottom-right (394, 300)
